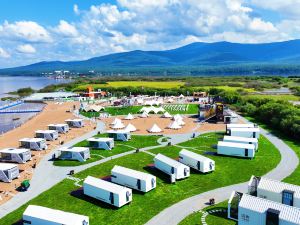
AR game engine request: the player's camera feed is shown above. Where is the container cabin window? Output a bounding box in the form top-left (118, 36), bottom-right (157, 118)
top-left (282, 190), bottom-right (293, 206)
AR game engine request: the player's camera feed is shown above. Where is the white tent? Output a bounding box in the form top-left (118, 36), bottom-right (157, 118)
top-left (167, 98), bottom-right (174, 103)
top-left (162, 111), bottom-right (172, 118)
top-left (125, 123), bottom-right (137, 132)
top-left (179, 94), bottom-right (184, 98)
top-left (148, 124), bottom-right (162, 133)
top-left (173, 114), bottom-right (183, 121)
top-left (140, 111), bottom-right (149, 118)
top-left (124, 113), bottom-right (134, 120)
top-left (111, 120), bottom-right (125, 129)
top-left (168, 121), bottom-right (182, 130)
top-left (140, 107), bottom-right (148, 113)
top-left (83, 105), bottom-right (104, 112)
top-left (154, 107), bottom-right (165, 114)
top-left (110, 118), bottom-right (121, 125)
top-left (176, 118), bottom-right (185, 126)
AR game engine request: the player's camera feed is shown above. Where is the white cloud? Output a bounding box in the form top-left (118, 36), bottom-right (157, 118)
top-left (0, 21), bottom-right (52, 43)
top-left (0, 47), bottom-right (10, 58)
top-left (54, 20), bottom-right (78, 37)
top-left (250, 0), bottom-right (300, 18)
top-left (73, 4), bottom-right (80, 15)
top-left (17, 44), bottom-right (36, 54)
top-left (1, 0), bottom-right (300, 68)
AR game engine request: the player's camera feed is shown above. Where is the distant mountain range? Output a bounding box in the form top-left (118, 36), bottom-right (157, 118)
top-left (1, 40), bottom-right (300, 75)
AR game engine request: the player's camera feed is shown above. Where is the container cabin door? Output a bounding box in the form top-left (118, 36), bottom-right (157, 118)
top-left (137, 179), bottom-right (141, 190)
top-left (109, 192), bottom-right (114, 205)
top-left (245, 149), bottom-right (248, 157)
top-left (197, 161), bottom-right (201, 170)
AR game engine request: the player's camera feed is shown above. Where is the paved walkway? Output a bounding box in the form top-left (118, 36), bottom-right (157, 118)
top-left (145, 117), bottom-right (299, 225)
top-left (0, 120), bottom-right (169, 218)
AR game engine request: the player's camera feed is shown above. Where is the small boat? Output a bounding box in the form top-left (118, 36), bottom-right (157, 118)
top-left (12, 117), bottom-right (20, 121)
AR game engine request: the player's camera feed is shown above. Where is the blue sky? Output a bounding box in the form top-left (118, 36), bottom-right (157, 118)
top-left (0, 0), bottom-right (299, 68)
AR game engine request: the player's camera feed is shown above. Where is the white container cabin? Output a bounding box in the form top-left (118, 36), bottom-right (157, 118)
top-left (228, 127), bottom-right (260, 139)
top-left (0, 163), bottom-right (19, 182)
top-left (223, 136), bottom-right (259, 151)
top-left (108, 130), bottom-right (131, 141)
top-left (23, 205), bottom-right (89, 225)
top-left (226, 123), bottom-right (255, 134)
top-left (19, 138), bottom-right (48, 151)
top-left (58, 147), bottom-right (90, 162)
top-left (228, 191), bottom-right (300, 225)
top-left (217, 141), bottom-right (255, 158)
top-left (248, 176), bottom-right (300, 208)
top-left (87, 137), bottom-right (114, 150)
top-left (48, 123), bottom-right (69, 133)
top-left (111, 165), bottom-right (156, 193)
top-left (179, 149), bottom-right (215, 173)
top-left (35, 130), bottom-right (58, 141)
top-left (83, 176), bottom-right (132, 208)
top-left (65, 119), bottom-right (84, 128)
top-left (0, 148), bottom-right (31, 164)
top-left (154, 153), bottom-right (190, 181)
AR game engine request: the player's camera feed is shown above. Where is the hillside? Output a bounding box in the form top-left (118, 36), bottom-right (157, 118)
top-left (1, 40), bottom-right (300, 75)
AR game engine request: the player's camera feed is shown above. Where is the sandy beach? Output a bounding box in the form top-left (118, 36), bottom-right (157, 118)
top-left (0, 102), bottom-right (95, 205)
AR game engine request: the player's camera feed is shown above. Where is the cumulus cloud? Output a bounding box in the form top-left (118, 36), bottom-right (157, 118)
top-left (17, 44), bottom-right (36, 54)
top-left (0, 0), bottom-right (300, 67)
top-left (0, 47), bottom-right (10, 58)
top-left (0, 21), bottom-right (52, 43)
top-left (54, 20), bottom-right (78, 37)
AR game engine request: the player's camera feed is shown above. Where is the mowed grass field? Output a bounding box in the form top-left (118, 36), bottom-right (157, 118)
top-left (244, 94), bottom-right (300, 101)
top-left (179, 201), bottom-right (236, 225)
top-left (75, 81), bottom-right (185, 91)
top-left (53, 134), bottom-right (160, 167)
top-left (1, 132), bottom-right (280, 225)
top-left (80, 104), bottom-right (199, 117)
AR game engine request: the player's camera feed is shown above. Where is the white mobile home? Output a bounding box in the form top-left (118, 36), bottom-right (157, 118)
top-left (111, 165), bottom-right (156, 193)
top-left (58, 147), bottom-right (90, 162)
top-left (179, 149), bottom-right (215, 173)
top-left (0, 148), bottom-right (31, 164)
top-left (223, 136), bottom-right (259, 151)
top-left (108, 130), bottom-right (131, 142)
top-left (0, 163), bottom-right (19, 182)
top-left (65, 119), bottom-right (84, 128)
top-left (87, 137), bottom-right (114, 150)
top-left (23, 205), bottom-right (89, 225)
top-left (19, 138), bottom-right (47, 151)
top-left (217, 141), bottom-right (255, 158)
top-left (35, 130), bottom-right (58, 141)
top-left (228, 191), bottom-right (300, 225)
top-left (226, 123), bottom-right (255, 134)
top-left (48, 123), bottom-right (69, 133)
top-left (248, 176), bottom-right (300, 208)
top-left (228, 127), bottom-right (260, 139)
top-left (83, 176), bottom-right (132, 208)
top-left (154, 153), bottom-right (190, 181)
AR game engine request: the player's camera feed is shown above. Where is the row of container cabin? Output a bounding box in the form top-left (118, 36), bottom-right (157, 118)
top-left (154, 150), bottom-right (215, 183)
top-left (228, 176), bottom-right (300, 225)
top-left (84, 165), bottom-right (156, 207)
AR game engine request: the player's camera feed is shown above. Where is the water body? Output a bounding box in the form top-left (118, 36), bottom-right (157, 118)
top-left (0, 76), bottom-right (72, 98)
top-left (0, 76), bottom-right (71, 133)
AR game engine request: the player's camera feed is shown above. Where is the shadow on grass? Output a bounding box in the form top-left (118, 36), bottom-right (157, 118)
top-left (70, 187), bottom-right (118, 210)
top-left (143, 165), bottom-right (172, 184)
top-left (12, 220), bottom-right (22, 225)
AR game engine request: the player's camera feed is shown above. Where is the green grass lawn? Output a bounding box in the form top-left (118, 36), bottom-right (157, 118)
top-left (1, 132), bottom-right (280, 225)
top-left (163, 104), bottom-right (199, 115)
top-left (245, 116), bottom-right (300, 186)
top-left (81, 104), bottom-right (198, 118)
top-left (53, 134), bottom-right (160, 167)
top-left (179, 201), bottom-right (236, 225)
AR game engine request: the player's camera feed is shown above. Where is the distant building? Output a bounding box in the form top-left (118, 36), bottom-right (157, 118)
top-left (80, 87), bottom-right (107, 99)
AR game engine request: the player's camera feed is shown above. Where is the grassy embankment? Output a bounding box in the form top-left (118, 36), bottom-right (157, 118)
top-left (1, 132), bottom-right (280, 225)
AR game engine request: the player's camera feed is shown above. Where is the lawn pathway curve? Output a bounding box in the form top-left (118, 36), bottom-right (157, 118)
top-left (145, 115), bottom-right (299, 225)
